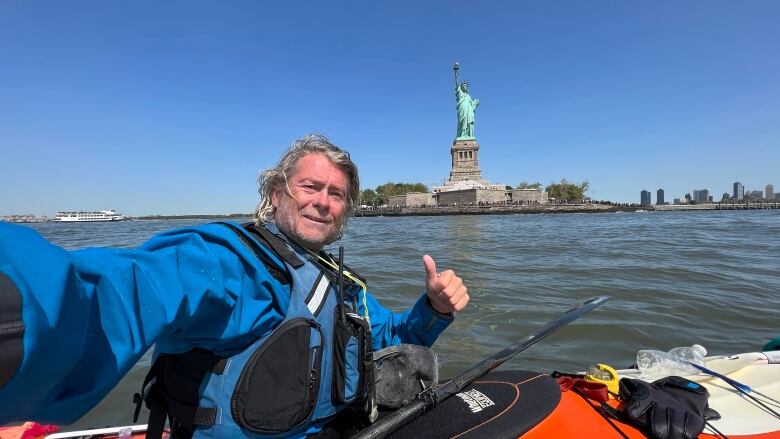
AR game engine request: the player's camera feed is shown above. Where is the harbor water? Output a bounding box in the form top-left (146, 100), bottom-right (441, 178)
top-left (20, 210), bottom-right (780, 429)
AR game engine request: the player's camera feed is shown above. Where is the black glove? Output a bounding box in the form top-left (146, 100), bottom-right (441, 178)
top-left (610, 376), bottom-right (720, 439)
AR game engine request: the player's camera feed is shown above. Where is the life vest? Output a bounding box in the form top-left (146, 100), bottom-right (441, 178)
top-left (135, 222), bottom-right (374, 439)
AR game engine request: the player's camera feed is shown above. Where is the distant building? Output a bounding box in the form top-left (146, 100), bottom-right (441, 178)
top-left (387, 192), bottom-right (435, 207)
top-left (692, 189), bottom-right (710, 203)
top-left (766, 184), bottom-right (774, 200)
top-left (673, 198), bottom-right (682, 205)
top-left (749, 190), bottom-right (763, 199)
top-left (776, 193), bottom-right (780, 200)
top-left (656, 189), bottom-right (665, 205)
top-left (685, 193), bottom-right (692, 203)
top-left (733, 182), bottom-right (744, 200)
top-left (722, 193), bottom-right (730, 201)
top-left (640, 190), bottom-right (651, 206)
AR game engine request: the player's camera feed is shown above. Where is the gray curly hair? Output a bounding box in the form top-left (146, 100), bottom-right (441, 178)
top-left (254, 134), bottom-right (360, 233)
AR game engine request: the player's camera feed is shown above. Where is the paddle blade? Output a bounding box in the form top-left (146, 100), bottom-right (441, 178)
top-left (468, 295), bottom-right (610, 376)
top-left (518, 296), bottom-right (611, 351)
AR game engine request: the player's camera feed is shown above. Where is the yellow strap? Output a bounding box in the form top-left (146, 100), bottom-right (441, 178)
top-left (315, 253), bottom-right (371, 326)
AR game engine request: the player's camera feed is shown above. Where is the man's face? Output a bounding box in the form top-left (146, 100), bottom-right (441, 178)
top-left (272, 153), bottom-right (349, 251)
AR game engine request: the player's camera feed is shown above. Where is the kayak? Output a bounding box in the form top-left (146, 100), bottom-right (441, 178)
top-left (395, 351), bottom-right (780, 438)
top-left (21, 351), bottom-right (780, 439)
top-left (394, 351), bottom-right (780, 439)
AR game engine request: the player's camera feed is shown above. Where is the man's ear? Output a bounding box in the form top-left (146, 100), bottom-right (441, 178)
top-left (271, 186), bottom-right (280, 208)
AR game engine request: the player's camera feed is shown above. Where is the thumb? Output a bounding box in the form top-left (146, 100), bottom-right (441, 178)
top-left (422, 255), bottom-right (438, 285)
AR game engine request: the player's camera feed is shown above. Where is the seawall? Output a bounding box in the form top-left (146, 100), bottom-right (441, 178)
top-left (354, 203), bottom-right (639, 217)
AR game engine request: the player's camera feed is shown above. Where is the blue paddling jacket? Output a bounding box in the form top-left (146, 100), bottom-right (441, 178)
top-left (0, 221), bottom-right (453, 428)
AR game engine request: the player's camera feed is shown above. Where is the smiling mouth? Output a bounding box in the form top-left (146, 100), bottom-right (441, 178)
top-left (303, 215), bottom-right (331, 224)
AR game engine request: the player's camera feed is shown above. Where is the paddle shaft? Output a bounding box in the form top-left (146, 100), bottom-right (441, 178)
top-left (688, 361), bottom-right (780, 418)
top-left (688, 362), bottom-right (751, 392)
top-left (351, 296), bottom-right (610, 439)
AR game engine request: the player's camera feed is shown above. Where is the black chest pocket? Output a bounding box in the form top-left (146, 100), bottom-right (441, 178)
top-left (231, 318), bottom-right (323, 433)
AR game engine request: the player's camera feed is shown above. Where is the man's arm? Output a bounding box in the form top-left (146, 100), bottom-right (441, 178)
top-left (364, 292), bottom-right (454, 350)
top-left (363, 255), bottom-right (469, 350)
top-left (0, 222), bottom-right (287, 424)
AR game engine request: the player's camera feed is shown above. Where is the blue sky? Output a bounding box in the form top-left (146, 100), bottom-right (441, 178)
top-left (1, 1), bottom-right (778, 216)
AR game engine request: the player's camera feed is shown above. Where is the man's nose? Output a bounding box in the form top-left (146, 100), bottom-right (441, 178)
top-left (312, 188), bottom-right (330, 209)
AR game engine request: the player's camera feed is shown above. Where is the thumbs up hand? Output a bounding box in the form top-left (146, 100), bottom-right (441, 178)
top-left (423, 255), bottom-right (469, 315)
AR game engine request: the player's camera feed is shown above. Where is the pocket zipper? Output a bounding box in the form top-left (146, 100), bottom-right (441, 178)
top-left (307, 319), bottom-right (323, 412)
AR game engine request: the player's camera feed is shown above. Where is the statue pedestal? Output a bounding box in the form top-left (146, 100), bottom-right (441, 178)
top-left (448, 139), bottom-right (484, 183)
top-left (432, 138), bottom-right (508, 196)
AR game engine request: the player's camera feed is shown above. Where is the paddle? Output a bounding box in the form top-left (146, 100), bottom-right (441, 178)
top-left (351, 295), bottom-right (610, 439)
top-left (687, 361), bottom-right (780, 419)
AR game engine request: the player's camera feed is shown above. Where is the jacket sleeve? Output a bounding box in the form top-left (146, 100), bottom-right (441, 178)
top-left (0, 222), bottom-right (289, 424)
top-left (363, 291), bottom-right (454, 350)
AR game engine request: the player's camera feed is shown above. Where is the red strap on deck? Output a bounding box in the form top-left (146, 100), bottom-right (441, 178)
top-left (0, 422), bottom-right (59, 439)
top-left (555, 376), bottom-right (610, 403)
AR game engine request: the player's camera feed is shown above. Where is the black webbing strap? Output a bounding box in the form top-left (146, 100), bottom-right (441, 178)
top-left (213, 358), bottom-right (227, 375)
top-left (134, 359), bottom-right (168, 439)
top-left (218, 222), bottom-right (292, 285)
top-left (145, 389), bottom-right (169, 439)
top-left (243, 223), bottom-right (305, 268)
top-left (135, 350), bottom-right (225, 439)
top-left (160, 392), bottom-right (216, 427)
top-left (143, 390), bottom-right (217, 439)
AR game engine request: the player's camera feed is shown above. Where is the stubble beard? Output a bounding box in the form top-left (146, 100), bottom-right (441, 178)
top-left (274, 194), bottom-right (343, 251)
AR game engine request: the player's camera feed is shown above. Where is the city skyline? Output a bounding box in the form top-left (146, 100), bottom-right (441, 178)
top-left (641, 180), bottom-right (778, 205)
top-left (1, 2), bottom-right (779, 216)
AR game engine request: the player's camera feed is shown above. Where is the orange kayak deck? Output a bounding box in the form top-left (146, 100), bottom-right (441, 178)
top-left (524, 389), bottom-right (780, 439)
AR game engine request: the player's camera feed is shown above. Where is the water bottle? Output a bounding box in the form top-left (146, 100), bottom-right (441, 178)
top-left (636, 344), bottom-right (707, 379)
top-left (668, 344), bottom-right (707, 365)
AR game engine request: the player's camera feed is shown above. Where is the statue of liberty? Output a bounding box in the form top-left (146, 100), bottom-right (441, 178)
top-left (453, 63), bottom-right (479, 140)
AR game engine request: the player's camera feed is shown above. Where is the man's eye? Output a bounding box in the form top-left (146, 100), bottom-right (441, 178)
top-left (331, 192), bottom-right (346, 201)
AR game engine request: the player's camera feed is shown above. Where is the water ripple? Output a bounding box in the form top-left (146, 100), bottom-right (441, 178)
top-left (20, 210), bottom-right (780, 428)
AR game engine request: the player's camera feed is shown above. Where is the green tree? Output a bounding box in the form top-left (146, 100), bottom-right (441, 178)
top-left (516, 181), bottom-right (542, 189)
top-left (545, 179), bottom-right (590, 201)
top-left (374, 182), bottom-right (429, 205)
top-left (359, 189), bottom-right (381, 206)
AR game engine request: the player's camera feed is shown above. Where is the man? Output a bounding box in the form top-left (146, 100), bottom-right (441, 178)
top-left (0, 134), bottom-right (469, 437)
top-left (255, 135), bottom-right (466, 314)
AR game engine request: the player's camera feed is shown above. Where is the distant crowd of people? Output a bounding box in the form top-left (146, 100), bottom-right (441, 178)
top-left (357, 199), bottom-right (644, 210)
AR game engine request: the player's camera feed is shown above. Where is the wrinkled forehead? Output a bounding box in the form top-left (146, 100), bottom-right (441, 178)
top-left (290, 153), bottom-right (351, 186)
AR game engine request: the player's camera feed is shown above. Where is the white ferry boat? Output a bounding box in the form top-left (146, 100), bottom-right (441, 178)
top-left (54, 210), bottom-right (125, 222)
